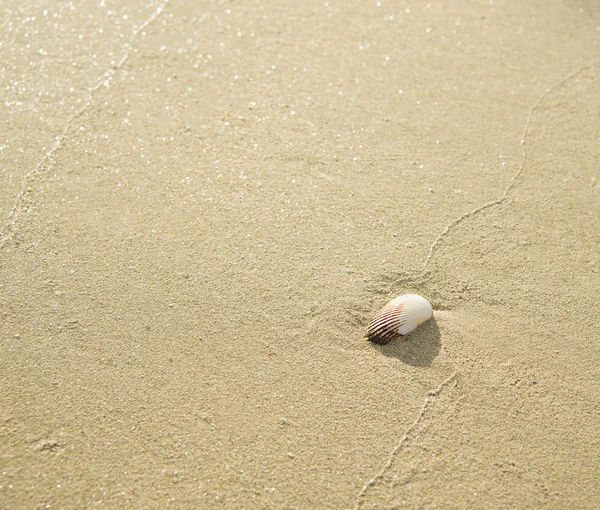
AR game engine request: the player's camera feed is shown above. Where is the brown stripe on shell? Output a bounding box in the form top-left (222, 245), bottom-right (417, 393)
top-left (367, 303), bottom-right (406, 345)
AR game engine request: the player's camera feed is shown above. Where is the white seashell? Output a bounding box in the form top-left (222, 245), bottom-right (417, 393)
top-left (367, 294), bottom-right (433, 345)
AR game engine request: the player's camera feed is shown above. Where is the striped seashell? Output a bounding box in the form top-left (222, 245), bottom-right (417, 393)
top-left (367, 294), bottom-right (433, 345)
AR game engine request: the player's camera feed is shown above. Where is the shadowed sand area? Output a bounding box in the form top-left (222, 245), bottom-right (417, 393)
top-left (1, 0), bottom-right (599, 508)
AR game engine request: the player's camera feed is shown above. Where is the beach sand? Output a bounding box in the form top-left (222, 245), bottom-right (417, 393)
top-left (1, 0), bottom-right (599, 508)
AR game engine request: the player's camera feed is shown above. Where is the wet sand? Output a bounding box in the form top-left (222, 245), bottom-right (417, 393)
top-left (1, 0), bottom-right (599, 508)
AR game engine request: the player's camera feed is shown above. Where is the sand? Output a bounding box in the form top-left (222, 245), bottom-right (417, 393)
top-left (1, 0), bottom-right (599, 508)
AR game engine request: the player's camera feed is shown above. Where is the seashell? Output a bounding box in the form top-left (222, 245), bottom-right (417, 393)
top-left (367, 294), bottom-right (433, 345)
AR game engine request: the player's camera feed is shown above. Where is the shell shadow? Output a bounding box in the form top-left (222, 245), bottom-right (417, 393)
top-left (373, 318), bottom-right (441, 366)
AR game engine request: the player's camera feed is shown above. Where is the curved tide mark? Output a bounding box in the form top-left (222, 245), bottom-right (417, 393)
top-left (421, 63), bottom-right (596, 274)
top-left (0, 2), bottom-right (170, 250)
top-left (354, 372), bottom-right (458, 509)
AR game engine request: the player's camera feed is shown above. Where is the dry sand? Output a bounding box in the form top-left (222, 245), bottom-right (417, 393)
top-left (1, 0), bottom-right (599, 508)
